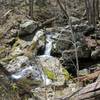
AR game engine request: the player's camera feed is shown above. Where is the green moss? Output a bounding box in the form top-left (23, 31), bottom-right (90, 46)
top-left (11, 83), bottom-right (18, 92)
top-left (39, 34), bottom-right (46, 43)
top-left (18, 79), bottom-right (42, 87)
top-left (43, 68), bottom-right (57, 80)
top-left (12, 40), bottom-right (20, 49)
top-left (0, 55), bottom-right (17, 63)
top-left (0, 33), bottom-right (3, 39)
top-left (0, 47), bottom-right (6, 53)
top-left (29, 41), bottom-right (36, 51)
top-left (62, 68), bottom-right (70, 80)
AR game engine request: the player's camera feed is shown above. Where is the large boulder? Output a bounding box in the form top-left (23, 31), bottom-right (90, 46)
top-left (11, 30), bottom-right (46, 57)
top-left (38, 55), bottom-right (70, 86)
top-left (5, 56), bottom-right (29, 73)
top-left (4, 54), bottom-right (69, 87)
top-left (5, 56), bottom-right (44, 85)
top-left (12, 20), bottom-right (38, 37)
top-left (62, 46), bottom-right (91, 61)
top-left (51, 25), bottom-right (93, 60)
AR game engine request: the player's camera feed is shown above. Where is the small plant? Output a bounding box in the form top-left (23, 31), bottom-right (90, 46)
top-left (43, 68), bottom-right (57, 80)
top-left (11, 83), bottom-right (18, 92)
top-left (62, 68), bottom-right (70, 80)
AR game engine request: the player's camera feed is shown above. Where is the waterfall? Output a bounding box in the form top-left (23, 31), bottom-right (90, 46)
top-left (44, 34), bottom-right (53, 56)
top-left (11, 31), bottom-right (53, 86)
top-left (41, 74), bottom-right (52, 86)
top-left (11, 65), bottom-right (52, 85)
top-left (11, 66), bottom-right (33, 80)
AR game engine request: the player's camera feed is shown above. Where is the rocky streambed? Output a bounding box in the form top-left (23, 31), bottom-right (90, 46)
top-left (0, 18), bottom-right (100, 100)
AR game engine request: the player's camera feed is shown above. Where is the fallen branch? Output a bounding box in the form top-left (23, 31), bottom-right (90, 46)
top-left (74, 81), bottom-right (100, 100)
top-left (3, 9), bottom-right (12, 18)
top-left (56, 0), bottom-right (69, 20)
top-left (0, 9), bottom-right (12, 25)
top-left (17, 16), bottom-right (58, 37)
top-left (57, 81), bottom-right (100, 100)
top-left (0, 63), bottom-right (11, 76)
top-left (32, 16), bottom-right (59, 34)
top-left (75, 70), bottom-right (100, 82)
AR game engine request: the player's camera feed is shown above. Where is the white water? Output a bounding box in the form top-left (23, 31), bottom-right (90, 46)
top-left (11, 31), bottom-right (53, 86)
top-left (11, 66), bottom-right (33, 80)
top-left (39, 33), bottom-right (53, 85)
top-left (32, 30), bottom-right (44, 42)
top-left (44, 34), bottom-right (53, 56)
top-left (42, 74), bottom-right (52, 86)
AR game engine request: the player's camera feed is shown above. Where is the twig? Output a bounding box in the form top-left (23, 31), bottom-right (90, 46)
top-left (56, 0), bottom-right (69, 20)
top-left (56, 0), bottom-right (79, 79)
top-left (57, 1), bottom-right (80, 99)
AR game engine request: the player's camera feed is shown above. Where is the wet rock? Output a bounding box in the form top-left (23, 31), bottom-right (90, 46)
top-left (5, 56), bottom-right (44, 86)
top-left (0, 46), bottom-right (10, 60)
top-left (5, 56), bottom-right (29, 72)
top-left (79, 69), bottom-right (89, 76)
top-left (70, 16), bottom-right (80, 25)
top-left (62, 47), bottom-right (91, 61)
top-left (38, 56), bottom-right (69, 86)
top-left (91, 46), bottom-right (100, 59)
top-left (12, 20), bottom-right (38, 37)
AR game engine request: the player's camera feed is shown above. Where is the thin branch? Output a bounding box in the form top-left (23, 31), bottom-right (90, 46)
top-left (56, 0), bottom-right (79, 78)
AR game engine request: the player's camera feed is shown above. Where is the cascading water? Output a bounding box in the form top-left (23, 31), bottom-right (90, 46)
top-left (39, 32), bottom-right (53, 85)
top-left (11, 66), bottom-right (33, 80)
top-left (11, 31), bottom-right (53, 86)
top-left (44, 34), bottom-right (53, 56)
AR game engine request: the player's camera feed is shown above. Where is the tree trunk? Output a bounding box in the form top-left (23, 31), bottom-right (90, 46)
top-left (10, 0), bottom-right (15, 7)
top-left (85, 0), bottom-right (99, 27)
top-left (29, 0), bottom-right (33, 18)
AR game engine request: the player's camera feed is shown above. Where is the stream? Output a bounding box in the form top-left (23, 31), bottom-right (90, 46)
top-left (11, 31), bottom-right (53, 86)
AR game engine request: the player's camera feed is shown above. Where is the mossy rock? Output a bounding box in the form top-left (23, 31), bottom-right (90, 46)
top-left (0, 55), bottom-right (17, 63)
top-left (17, 79), bottom-right (40, 87)
top-left (39, 34), bottom-right (46, 43)
top-left (0, 47), bottom-right (6, 53)
top-left (0, 46), bottom-right (7, 59)
top-left (43, 68), bottom-right (57, 80)
top-left (62, 68), bottom-right (70, 80)
top-left (28, 41), bottom-right (36, 51)
top-left (0, 32), bottom-right (3, 39)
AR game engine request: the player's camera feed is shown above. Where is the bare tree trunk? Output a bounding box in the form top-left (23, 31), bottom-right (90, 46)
top-left (29, 0), bottom-right (33, 18)
top-left (85, 0), bottom-right (99, 27)
top-left (35, 0), bottom-right (47, 6)
top-left (10, 0), bottom-right (15, 7)
top-left (95, 0), bottom-right (99, 20)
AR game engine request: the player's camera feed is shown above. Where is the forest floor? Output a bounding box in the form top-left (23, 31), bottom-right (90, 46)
top-left (0, 1), bottom-right (100, 100)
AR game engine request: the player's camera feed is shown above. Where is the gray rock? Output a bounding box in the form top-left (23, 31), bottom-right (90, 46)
top-left (62, 47), bottom-right (91, 61)
top-left (50, 26), bottom-right (91, 60)
top-left (79, 69), bottom-right (89, 76)
top-left (5, 56), bottom-right (44, 85)
top-left (91, 47), bottom-right (100, 59)
top-left (6, 56), bottom-right (29, 72)
top-left (70, 16), bottom-right (80, 25)
top-left (38, 55), bottom-right (69, 86)
top-left (12, 20), bottom-right (38, 37)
